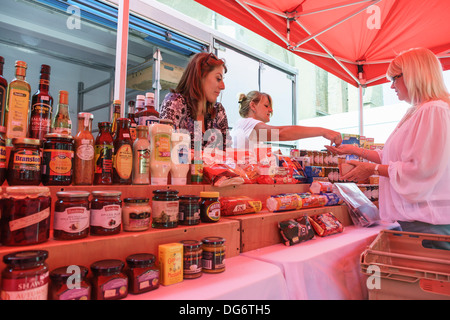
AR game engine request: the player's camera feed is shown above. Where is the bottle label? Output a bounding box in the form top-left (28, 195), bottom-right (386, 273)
top-left (42, 149), bottom-right (73, 176)
top-left (76, 144), bottom-right (94, 161)
top-left (1, 271), bottom-right (49, 300)
top-left (6, 88), bottom-right (30, 139)
top-left (12, 150), bottom-right (40, 172)
top-left (153, 133), bottom-right (171, 161)
top-left (94, 145), bottom-right (113, 174)
top-left (30, 102), bottom-right (52, 133)
top-left (114, 144), bottom-right (132, 179)
top-left (0, 145), bottom-right (6, 168)
top-left (0, 85), bottom-right (6, 121)
top-left (173, 143), bottom-right (189, 165)
top-left (90, 204), bottom-right (121, 229)
top-left (54, 207), bottom-right (89, 233)
top-left (137, 148), bottom-right (150, 174)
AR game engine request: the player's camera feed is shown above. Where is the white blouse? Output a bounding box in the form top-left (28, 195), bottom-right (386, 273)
top-left (377, 100), bottom-right (450, 224)
top-left (230, 117), bottom-right (262, 150)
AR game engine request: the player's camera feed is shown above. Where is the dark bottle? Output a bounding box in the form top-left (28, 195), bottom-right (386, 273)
top-left (127, 100), bottom-right (137, 142)
top-left (94, 122), bottom-right (114, 185)
top-left (110, 100), bottom-right (121, 139)
top-left (0, 56), bottom-right (7, 127)
top-left (29, 64), bottom-right (53, 141)
top-left (113, 118), bottom-right (132, 184)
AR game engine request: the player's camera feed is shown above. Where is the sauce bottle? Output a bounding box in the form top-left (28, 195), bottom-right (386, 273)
top-left (94, 122), bottom-right (114, 185)
top-left (52, 90), bottom-right (72, 135)
top-left (74, 112), bottom-right (94, 185)
top-left (135, 94), bottom-right (145, 121)
top-left (127, 100), bottom-right (137, 142)
top-left (113, 118), bottom-right (133, 184)
top-left (29, 64), bottom-right (53, 141)
top-left (110, 100), bottom-right (121, 138)
top-left (137, 92), bottom-right (159, 126)
top-left (0, 56), bottom-right (7, 126)
top-left (132, 125), bottom-right (150, 184)
top-left (170, 132), bottom-right (190, 185)
top-left (150, 122), bottom-right (172, 185)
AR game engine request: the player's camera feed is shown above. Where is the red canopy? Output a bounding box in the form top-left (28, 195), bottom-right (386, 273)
top-left (195, 0), bottom-right (450, 87)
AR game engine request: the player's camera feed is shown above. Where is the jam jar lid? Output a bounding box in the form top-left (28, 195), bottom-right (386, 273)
top-left (199, 191), bottom-right (219, 198)
top-left (125, 253), bottom-right (156, 267)
top-left (180, 240), bottom-right (202, 249)
top-left (5, 186), bottom-right (50, 198)
top-left (153, 189), bottom-right (179, 196)
top-left (202, 236), bottom-right (226, 245)
top-left (3, 250), bottom-right (49, 266)
top-left (179, 195), bottom-right (200, 201)
top-left (91, 190), bottom-right (122, 197)
top-left (90, 259), bottom-right (124, 275)
top-left (124, 197), bottom-right (149, 204)
top-left (56, 191), bottom-right (90, 198)
top-left (11, 137), bottom-right (40, 146)
top-left (50, 265), bottom-right (89, 281)
top-left (44, 133), bottom-right (73, 140)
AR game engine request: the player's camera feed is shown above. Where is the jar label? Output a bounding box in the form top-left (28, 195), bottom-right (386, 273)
top-left (6, 88), bottom-right (29, 139)
top-left (114, 144), bottom-right (132, 179)
top-left (12, 150), bottom-right (41, 171)
top-left (124, 210), bottom-right (151, 230)
top-left (9, 207), bottom-right (50, 232)
top-left (0, 145), bottom-right (6, 168)
top-left (152, 200), bottom-right (179, 224)
top-left (94, 145), bottom-right (113, 174)
top-left (76, 144), bottom-right (94, 161)
top-left (43, 149), bottom-right (73, 176)
top-left (205, 202), bottom-right (220, 221)
top-left (54, 207), bottom-right (89, 233)
top-left (59, 286), bottom-right (90, 300)
top-left (91, 204), bottom-right (121, 229)
top-left (202, 249), bottom-right (225, 270)
top-left (101, 277), bottom-right (127, 299)
top-left (153, 133), bottom-right (171, 161)
top-left (1, 271), bottom-right (49, 300)
top-left (183, 251), bottom-right (202, 274)
top-left (137, 269), bottom-right (159, 290)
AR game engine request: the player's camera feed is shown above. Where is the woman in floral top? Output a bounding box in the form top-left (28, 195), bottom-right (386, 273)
top-left (160, 52), bottom-right (231, 151)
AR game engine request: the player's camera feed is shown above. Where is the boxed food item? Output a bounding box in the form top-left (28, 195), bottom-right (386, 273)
top-left (220, 196), bottom-right (262, 216)
top-left (309, 212), bottom-right (344, 237)
top-left (158, 243), bottom-right (183, 285)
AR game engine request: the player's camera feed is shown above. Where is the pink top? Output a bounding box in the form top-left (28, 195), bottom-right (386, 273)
top-left (377, 100), bottom-right (450, 224)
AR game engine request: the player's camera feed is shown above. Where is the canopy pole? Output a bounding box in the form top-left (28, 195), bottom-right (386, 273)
top-left (359, 84), bottom-right (364, 136)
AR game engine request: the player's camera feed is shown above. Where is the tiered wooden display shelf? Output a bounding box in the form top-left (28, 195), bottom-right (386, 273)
top-left (0, 183), bottom-right (351, 272)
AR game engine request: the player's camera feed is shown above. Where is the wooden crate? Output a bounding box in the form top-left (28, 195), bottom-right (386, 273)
top-left (127, 61), bottom-right (184, 91)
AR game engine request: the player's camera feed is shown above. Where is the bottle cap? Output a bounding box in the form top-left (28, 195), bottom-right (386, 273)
top-left (59, 90), bottom-right (69, 104)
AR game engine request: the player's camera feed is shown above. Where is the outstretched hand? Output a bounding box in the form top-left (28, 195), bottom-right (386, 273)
top-left (323, 130), bottom-right (342, 147)
top-left (340, 160), bottom-right (375, 183)
top-left (324, 144), bottom-right (355, 155)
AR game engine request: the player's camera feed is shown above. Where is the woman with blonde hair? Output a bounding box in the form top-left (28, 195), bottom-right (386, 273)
top-left (230, 90), bottom-right (342, 150)
top-left (326, 47), bottom-right (450, 245)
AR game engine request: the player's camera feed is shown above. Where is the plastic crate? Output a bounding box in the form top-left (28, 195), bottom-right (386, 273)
top-left (360, 230), bottom-right (450, 300)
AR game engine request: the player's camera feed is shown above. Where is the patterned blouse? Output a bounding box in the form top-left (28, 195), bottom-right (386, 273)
top-left (160, 92), bottom-right (231, 150)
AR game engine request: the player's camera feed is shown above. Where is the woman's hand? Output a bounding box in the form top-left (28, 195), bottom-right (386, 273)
top-left (323, 130), bottom-right (342, 146)
top-left (340, 160), bottom-right (375, 183)
top-left (325, 144), bottom-right (357, 155)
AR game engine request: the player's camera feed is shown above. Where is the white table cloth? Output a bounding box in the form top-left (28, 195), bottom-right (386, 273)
top-left (242, 222), bottom-right (398, 300)
top-left (125, 255), bottom-right (289, 300)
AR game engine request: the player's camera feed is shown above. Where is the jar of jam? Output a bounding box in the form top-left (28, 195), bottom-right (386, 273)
top-left (1, 187), bottom-right (51, 246)
top-left (202, 237), bottom-right (226, 274)
top-left (125, 253), bottom-right (160, 294)
top-left (0, 126), bottom-right (6, 185)
top-left (179, 195), bottom-right (200, 225)
top-left (49, 265), bottom-right (90, 300)
top-left (1, 250), bottom-right (49, 300)
top-left (90, 191), bottom-right (122, 236)
top-left (41, 133), bottom-right (74, 185)
top-left (7, 137), bottom-right (41, 185)
top-left (199, 191), bottom-right (220, 223)
top-left (180, 240), bottom-right (202, 279)
top-left (54, 191), bottom-right (90, 240)
top-left (122, 198), bottom-right (151, 232)
top-left (90, 259), bottom-right (128, 300)
top-left (151, 189), bottom-right (179, 229)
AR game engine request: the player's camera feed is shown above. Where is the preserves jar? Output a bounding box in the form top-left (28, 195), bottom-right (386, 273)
top-left (90, 190), bottom-right (122, 236)
top-left (41, 133), bottom-right (74, 185)
top-left (202, 237), bottom-right (226, 274)
top-left (180, 240), bottom-right (202, 279)
top-left (122, 198), bottom-right (151, 232)
top-left (125, 253), bottom-right (160, 294)
top-left (199, 191), bottom-right (220, 223)
top-left (151, 189), bottom-right (179, 229)
top-left (0, 126), bottom-right (6, 185)
top-left (178, 195), bottom-right (200, 225)
top-left (1, 187), bottom-right (51, 246)
top-left (90, 259), bottom-right (128, 300)
top-left (53, 191), bottom-right (90, 240)
top-left (49, 265), bottom-right (90, 300)
top-left (7, 137), bottom-right (41, 185)
top-left (1, 250), bottom-right (49, 300)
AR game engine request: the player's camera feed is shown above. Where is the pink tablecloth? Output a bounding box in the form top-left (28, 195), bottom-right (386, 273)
top-left (125, 255), bottom-right (289, 300)
top-left (242, 222), bottom-right (399, 300)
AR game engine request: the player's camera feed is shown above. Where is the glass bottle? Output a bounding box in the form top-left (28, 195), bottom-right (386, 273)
top-left (52, 90), bottom-right (72, 135)
top-left (0, 56), bottom-right (8, 126)
top-left (5, 60), bottom-right (31, 141)
top-left (127, 100), bottom-right (137, 142)
top-left (94, 122), bottom-right (114, 185)
top-left (132, 125), bottom-right (150, 184)
top-left (29, 64), bottom-right (53, 141)
top-left (137, 92), bottom-right (159, 126)
top-left (110, 100), bottom-right (121, 138)
top-left (74, 112), bottom-right (94, 185)
top-left (113, 118), bottom-right (133, 184)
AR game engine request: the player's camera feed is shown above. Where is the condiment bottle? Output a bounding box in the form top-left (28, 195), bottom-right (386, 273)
top-left (0, 126), bottom-right (7, 185)
top-left (5, 60), bottom-right (31, 140)
top-left (125, 253), bottom-right (160, 294)
top-left (110, 100), bottom-right (121, 138)
top-left (137, 92), bottom-right (159, 126)
top-left (150, 122), bottom-right (172, 185)
top-left (49, 265), bottom-right (90, 300)
top-left (0, 56), bottom-right (7, 127)
top-left (74, 112), bottom-right (94, 185)
top-left (52, 90), bottom-right (72, 135)
top-left (94, 122), bottom-right (114, 185)
top-left (135, 94), bottom-right (145, 120)
top-left (127, 100), bottom-right (137, 142)
top-left (29, 64), bottom-right (53, 141)
top-left (132, 125), bottom-right (150, 184)
top-left (1, 250), bottom-right (49, 300)
top-left (170, 132), bottom-right (190, 185)
top-left (113, 118), bottom-right (133, 184)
